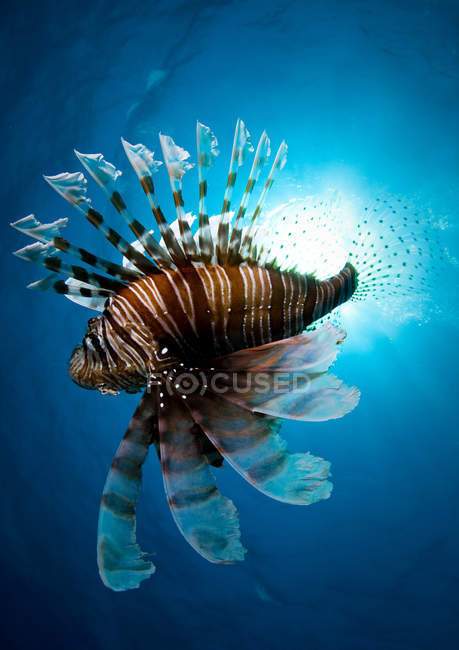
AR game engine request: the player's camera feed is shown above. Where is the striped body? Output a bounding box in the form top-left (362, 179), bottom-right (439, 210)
top-left (69, 262), bottom-right (357, 393)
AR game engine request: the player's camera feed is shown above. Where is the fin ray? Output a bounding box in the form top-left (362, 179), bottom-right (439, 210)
top-left (240, 140), bottom-right (288, 261)
top-left (44, 172), bottom-right (159, 275)
top-left (75, 151), bottom-right (173, 268)
top-left (122, 138), bottom-right (187, 266)
top-left (14, 242), bottom-right (125, 292)
top-left (216, 119), bottom-right (253, 262)
top-left (11, 215), bottom-right (142, 283)
top-left (196, 122), bottom-right (219, 262)
top-left (226, 131), bottom-right (271, 263)
top-left (158, 391), bottom-right (245, 563)
top-left (159, 134), bottom-right (199, 260)
top-left (97, 391), bottom-right (157, 591)
top-left (187, 391), bottom-right (332, 505)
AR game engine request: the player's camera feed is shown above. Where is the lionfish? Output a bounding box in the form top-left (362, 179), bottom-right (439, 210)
top-left (11, 120), bottom-right (361, 591)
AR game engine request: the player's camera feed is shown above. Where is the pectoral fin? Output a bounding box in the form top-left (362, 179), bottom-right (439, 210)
top-left (97, 391), bottom-right (157, 591)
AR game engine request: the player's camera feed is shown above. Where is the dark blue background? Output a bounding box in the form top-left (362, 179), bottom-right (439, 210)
top-left (1, 1), bottom-right (458, 648)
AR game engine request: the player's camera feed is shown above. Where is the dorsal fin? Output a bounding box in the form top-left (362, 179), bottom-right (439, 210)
top-left (14, 242), bottom-right (125, 292)
top-left (11, 214), bottom-right (142, 283)
top-left (14, 122), bottom-right (290, 303)
top-left (196, 122), bottom-right (219, 262)
top-left (159, 134), bottom-right (199, 261)
top-left (239, 140), bottom-right (288, 262)
top-left (226, 131), bottom-right (271, 264)
top-left (215, 119), bottom-right (253, 262)
top-left (27, 273), bottom-right (113, 303)
top-left (74, 151), bottom-right (173, 269)
top-left (43, 172), bottom-right (159, 275)
top-left (121, 138), bottom-right (187, 266)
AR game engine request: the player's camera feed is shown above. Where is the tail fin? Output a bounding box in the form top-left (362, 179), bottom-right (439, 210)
top-left (311, 263), bottom-right (358, 324)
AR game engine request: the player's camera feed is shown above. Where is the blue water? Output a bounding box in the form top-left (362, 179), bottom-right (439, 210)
top-left (2, 1), bottom-right (458, 648)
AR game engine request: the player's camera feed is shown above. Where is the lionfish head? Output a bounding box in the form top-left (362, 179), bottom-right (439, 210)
top-left (69, 315), bottom-right (145, 395)
top-left (69, 316), bottom-right (112, 393)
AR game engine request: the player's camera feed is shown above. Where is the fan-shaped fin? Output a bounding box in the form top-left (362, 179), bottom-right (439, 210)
top-left (216, 119), bottom-right (254, 262)
top-left (192, 423), bottom-right (225, 468)
top-left (14, 242), bottom-right (125, 292)
top-left (207, 326), bottom-right (359, 421)
top-left (97, 391), bottom-right (157, 591)
top-left (196, 122), bottom-right (219, 262)
top-left (187, 391), bottom-right (332, 505)
top-left (43, 172), bottom-right (159, 275)
top-left (121, 138), bottom-right (187, 266)
top-left (75, 151), bottom-right (173, 269)
top-left (209, 370), bottom-right (360, 422)
top-left (226, 131), bottom-right (271, 263)
top-left (214, 327), bottom-right (347, 374)
top-left (11, 215), bottom-right (142, 283)
top-left (158, 391), bottom-right (245, 563)
top-left (159, 134), bottom-right (199, 261)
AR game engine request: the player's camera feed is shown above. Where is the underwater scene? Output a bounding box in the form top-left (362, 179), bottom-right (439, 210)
top-left (2, 0), bottom-right (458, 648)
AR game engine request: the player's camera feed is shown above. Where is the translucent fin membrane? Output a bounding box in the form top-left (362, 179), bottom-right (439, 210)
top-left (11, 214), bottom-right (68, 240)
top-left (159, 133), bottom-right (198, 260)
top-left (122, 138), bottom-right (187, 266)
top-left (349, 196), bottom-right (445, 305)
top-left (260, 191), bottom-right (449, 326)
top-left (11, 214), bottom-right (141, 283)
top-left (13, 120), bottom-right (291, 308)
top-left (196, 122), bottom-right (219, 262)
top-left (226, 131), bottom-right (270, 262)
top-left (216, 119), bottom-right (254, 261)
top-left (209, 326), bottom-right (359, 422)
top-left (43, 172), bottom-right (159, 275)
top-left (239, 140), bottom-right (288, 261)
top-left (28, 275), bottom-right (111, 310)
top-left (97, 391), bottom-right (157, 591)
top-left (74, 151), bottom-right (173, 269)
top-left (214, 327), bottom-right (346, 374)
top-left (188, 393), bottom-right (333, 505)
top-left (159, 391), bottom-right (245, 563)
top-left (13, 242), bottom-right (125, 292)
